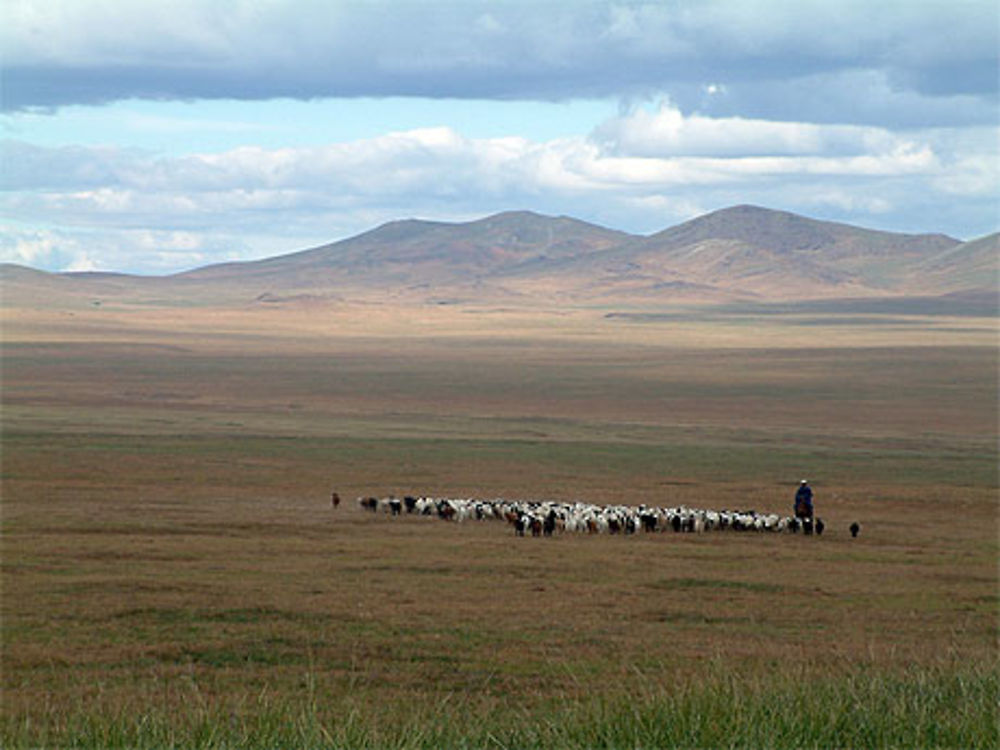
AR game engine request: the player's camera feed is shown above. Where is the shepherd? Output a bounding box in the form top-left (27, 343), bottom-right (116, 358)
top-left (331, 490), bottom-right (341, 509)
top-left (794, 479), bottom-right (814, 534)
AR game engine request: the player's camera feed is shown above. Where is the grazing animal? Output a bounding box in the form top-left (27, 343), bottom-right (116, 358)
top-left (850, 522), bottom-right (860, 538)
top-left (640, 512), bottom-right (658, 533)
top-left (355, 491), bottom-right (820, 546)
top-left (543, 510), bottom-right (557, 537)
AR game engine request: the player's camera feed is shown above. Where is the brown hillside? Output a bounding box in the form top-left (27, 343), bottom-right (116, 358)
top-left (2, 206), bottom-right (993, 309)
top-left (906, 233), bottom-right (1000, 296)
top-left (536, 205), bottom-right (963, 300)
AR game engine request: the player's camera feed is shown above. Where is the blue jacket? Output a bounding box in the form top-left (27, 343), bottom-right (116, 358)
top-left (795, 485), bottom-right (813, 514)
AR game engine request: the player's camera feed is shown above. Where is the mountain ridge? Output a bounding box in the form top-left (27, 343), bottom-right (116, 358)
top-left (2, 205), bottom-right (995, 309)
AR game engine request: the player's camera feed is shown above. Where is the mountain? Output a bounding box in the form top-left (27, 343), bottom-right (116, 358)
top-left (907, 232), bottom-right (1000, 296)
top-left (174, 211), bottom-right (632, 302)
top-left (529, 205), bottom-right (964, 301)
top-left (0, 264), bottom-right (151, 308)
top-left (2, 206), bottom-right (994, 309)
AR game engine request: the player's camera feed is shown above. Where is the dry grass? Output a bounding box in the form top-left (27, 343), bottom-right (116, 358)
top-left (2, 301), bottom-right (997, 746)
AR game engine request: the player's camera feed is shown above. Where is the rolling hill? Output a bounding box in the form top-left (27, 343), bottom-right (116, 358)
top-left (2, 205), bottom-right (996, 310)
top-left (521, 205), bottom-right (968, 302)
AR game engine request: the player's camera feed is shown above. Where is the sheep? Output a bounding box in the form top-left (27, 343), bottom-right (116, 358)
top-left (543, 509), bottom-right (558, 537)
top-left (762, 514), bottom-right (781, 532)
top-left (703, 510), bottom-right (720, 531)
top-left (639, 511), bottom-right (658, 533)
top-left (356, 492), bottom-right (825, 545)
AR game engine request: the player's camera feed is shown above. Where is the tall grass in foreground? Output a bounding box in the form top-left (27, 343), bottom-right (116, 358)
top-left (5, 662), bottom-right (996, 749)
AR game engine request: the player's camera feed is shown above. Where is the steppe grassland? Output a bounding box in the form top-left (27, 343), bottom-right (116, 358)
top-left (2, 301), bottom-right (997, 747)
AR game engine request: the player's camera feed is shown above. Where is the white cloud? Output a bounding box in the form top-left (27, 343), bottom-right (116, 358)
top-left (800, 191), bottom-right (893, 216)
top-left (1, 226), bottom-right (83, 269)
top-left (919, 126), bottom-right (1000, 197)
top-left (0, 223), bottom-right (261, 274)
top-left (932, 154), bottom-right (999, 197)
top-left (2, 104), bottom-right (995, 272)
top-left (0, 104), bottom-right (950, 196)
top-left (593, 101), bottom-right (910, 158)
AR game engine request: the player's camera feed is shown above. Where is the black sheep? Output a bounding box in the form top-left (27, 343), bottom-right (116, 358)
top-left (543, 510), bottom-right (557, 537)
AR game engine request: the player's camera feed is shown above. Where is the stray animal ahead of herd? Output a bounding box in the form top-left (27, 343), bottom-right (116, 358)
top-left (338, 492), bottom-right (860, 538)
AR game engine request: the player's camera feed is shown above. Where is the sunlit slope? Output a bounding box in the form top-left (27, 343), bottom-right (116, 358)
top-left (4, 205), bottom-right (994, 309)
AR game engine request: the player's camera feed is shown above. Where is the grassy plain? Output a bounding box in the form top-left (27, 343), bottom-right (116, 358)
top-left (2, 301), bottom-right (997, 747)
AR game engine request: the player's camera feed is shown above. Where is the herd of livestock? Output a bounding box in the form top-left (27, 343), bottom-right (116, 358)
top-left (351, 493), bottom-right (826, 537)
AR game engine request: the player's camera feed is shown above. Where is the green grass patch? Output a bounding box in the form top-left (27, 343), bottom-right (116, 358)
top-left (3, 662), bottom-right (995, 749)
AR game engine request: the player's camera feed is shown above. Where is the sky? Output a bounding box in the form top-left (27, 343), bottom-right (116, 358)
top-left (2, 0), bottom-right (998, 275)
